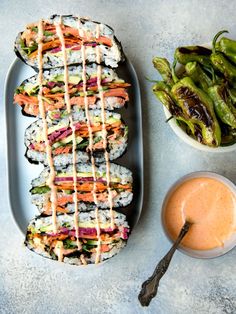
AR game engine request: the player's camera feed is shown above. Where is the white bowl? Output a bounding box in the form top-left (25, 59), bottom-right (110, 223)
top-left (161, 171), bottom-right (236, 258)
top-left (163, 43), bottom-right (236, 152)
top-left (163, 108), bottom-right (236, 152)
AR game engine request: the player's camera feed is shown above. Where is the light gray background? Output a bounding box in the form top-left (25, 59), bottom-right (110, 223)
top-left (1, 1), bottom-right (236, 313)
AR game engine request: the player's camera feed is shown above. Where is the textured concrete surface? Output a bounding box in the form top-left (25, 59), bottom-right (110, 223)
top-left (1, 0), bottom-right (236, 313)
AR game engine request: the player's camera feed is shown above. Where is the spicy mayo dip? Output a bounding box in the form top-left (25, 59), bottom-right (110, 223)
top-left (162, 173), bottom-right (236, 252)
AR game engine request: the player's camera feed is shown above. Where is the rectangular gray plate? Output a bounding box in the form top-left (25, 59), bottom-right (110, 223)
top-left (5, 57), bottom-right (143, 234)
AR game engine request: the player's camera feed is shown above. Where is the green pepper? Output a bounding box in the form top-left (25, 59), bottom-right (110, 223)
top-left (211, 30), bottom-right (236, 82)
top-left (210, 53), bottom-right (236, 82)
top-left (152, 81), bottom-right (181, 116)
top-left (185, 62), bottom-right (213, 92)
top-left (220, 123), bottom-right (236, 146)
top-left (171, 77), bottom-right (221, 146)
top-left (216, 37), bottom-right (236, 65)
top-left (175, 46), bottom-right (212, 68)
top-left (152, 57), bottom-right (175, 86)
top-left (208, 85), bottom-right (236, 128)
top-left (175, 116), bottom-right (198, 138)
top-left (214, 30), bottom-right (236, 65)
top-left (228, 88), bottom-right (236, 104)
top-left (152, 81), bottom-right (196, 136)
top-left (171, 58), bottom-right (179, 84)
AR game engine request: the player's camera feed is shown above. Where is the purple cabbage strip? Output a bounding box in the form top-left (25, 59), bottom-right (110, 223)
top-left (47, 81), bottom-right (64, 88)
top-left (47, 126), bottom-right (69, 144)
top-left (47, 123), bottom-right (82, 144)
top-left (54, 177), bottom-right (106, 182)
top-left (46, 227), bottom-right (129, 238)
top-left (56, 128), bottom-right (72, 141)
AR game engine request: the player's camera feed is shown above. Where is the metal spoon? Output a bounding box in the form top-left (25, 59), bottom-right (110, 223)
top-left (138, 221), bottom-right (191, 307)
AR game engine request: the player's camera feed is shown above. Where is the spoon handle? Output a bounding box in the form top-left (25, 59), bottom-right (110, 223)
top-left (138, 221), bottom-right (191, 307)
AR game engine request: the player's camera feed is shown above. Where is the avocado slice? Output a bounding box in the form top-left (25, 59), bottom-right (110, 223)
top-left (31, 186), bottom-right (51, 194)
top-left (40, 224), bottom-right (53, 232)
top-left (53, 74), bottom-right (81, 84)
top-left (86, 239), bottom-right (113, 245)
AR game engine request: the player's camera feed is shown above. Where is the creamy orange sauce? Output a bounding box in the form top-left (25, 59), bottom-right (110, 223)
top-left (163, 177), bottom-right (236, 250)
top-left (55, 17), bottom-right (81, 251)
top-left (37, 19), bottom-right (58, 234)
top-left (95, 24), bottom-right (114, 229)
top-left (79, 22), bottom-right (102, 264)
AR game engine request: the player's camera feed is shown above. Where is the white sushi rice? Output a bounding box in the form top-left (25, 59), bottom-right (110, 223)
top-left (32, 190), bottom-right (133, 213)
top-left (21, 64), bottom-right (120, 87)
top-left (26, 141), bottom-right (127, 166)
top-left (29, 209), bottom-right (129, 230)
top-left (31, 163), bottom-right (133, 186)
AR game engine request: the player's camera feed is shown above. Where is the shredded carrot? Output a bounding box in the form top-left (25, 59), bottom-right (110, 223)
top-left (100, 244), bottom-right (110, 252)
top-left (14, 94), bottom-right (38, 105)
top-left (57, 182), bottom-right (108, 192)
top-left (54, 145), bottom-right (72, 155)
top-left (56, 191), bottom-right (110, 206)
top-left (39, 23), bottom-right (112, 46)
top-left (28, 33), bottom-right (112, 59)
top-left (104, 88), bottom-right (129, 100)
top-left (29, 38), bottom-right (81, 59)
top-left (44, 93), bottom-right (65, 99)
top-left (43, 203), bottom-right (68, 215)
top-left (70, 96), bottom-right (96, 106)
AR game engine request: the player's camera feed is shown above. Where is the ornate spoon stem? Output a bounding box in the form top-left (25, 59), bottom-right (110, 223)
top-left (138, 221), bottom-right (191, 306)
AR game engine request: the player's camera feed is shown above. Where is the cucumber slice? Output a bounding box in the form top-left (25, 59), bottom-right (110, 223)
top-left (53, 74), bottom-right (81, 84)
top-left (60, 135), bottom-right (83, 145)
top-left (86, 239), bottom-right (112, 245)
top-left (40, 224), bottom-right (53, 232)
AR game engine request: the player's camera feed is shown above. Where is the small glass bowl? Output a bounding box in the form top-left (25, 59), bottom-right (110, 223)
top-left (161, 171), bottom-right (236, 258)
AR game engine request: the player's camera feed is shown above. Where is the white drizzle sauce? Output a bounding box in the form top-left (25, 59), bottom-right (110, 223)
top-left (95, 24), bottom-right (115, 229)
top-left (55, 17), bottom-right (81, 251)
top-left (79, 21), bottom-right (101, 264)
top-left (37, 19), bottom-right (57, 234)
top-left (80, 254), bottom-right (87, 266)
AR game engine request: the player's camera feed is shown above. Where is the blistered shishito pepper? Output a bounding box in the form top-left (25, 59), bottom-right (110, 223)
top-left (185, 62), bottom-right (213, 92)
top-left (152, 82), bottom-right (180, 115)
top-left (171, 77), bottom-right (221, 146)
top-left (220, 124), bottom-right (236, 146)
top-left (229, 88), bottom-right (236, 104)
top-left (208, 85), bottom-right (236, 129)
top-left (210, 53), bottom-right (236, 82)
top-left (215, 30), bottom-right (236, 65)
top-left (152, 82), bottom-right (201, 138)
top-left (152, 57), bottom-right (174, 87)
top-left (175, 46), bottom-right (212, 68)
top-left (211, 31), bottom-right (236, 82)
